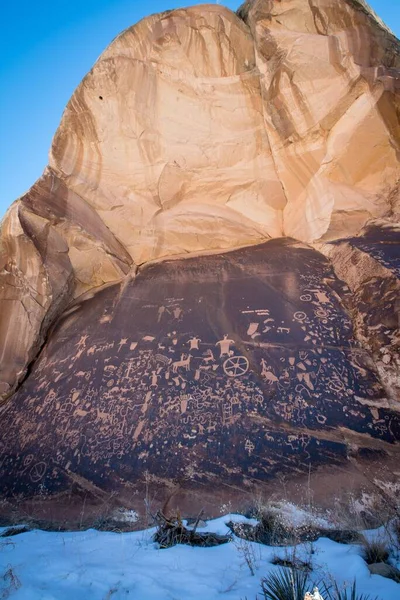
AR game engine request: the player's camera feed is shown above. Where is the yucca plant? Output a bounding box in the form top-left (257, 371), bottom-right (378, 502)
top-left (260, 567), bottom-right (309, 600)
top-left (319, 580), bottom-right (378, 600)
top-left (260, 571), bottom-right (378, 600)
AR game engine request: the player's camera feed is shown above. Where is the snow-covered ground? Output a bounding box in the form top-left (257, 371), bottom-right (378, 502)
top-left (1, 513), bottom-right (399, 600)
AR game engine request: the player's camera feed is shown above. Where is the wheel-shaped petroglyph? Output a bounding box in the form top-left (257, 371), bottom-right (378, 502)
top-left (29, 461), bottom-right (46, 483)
top-left (223, 355), bottom-right (249, 377)
top-left (293, 311), bottom-right (307, 322)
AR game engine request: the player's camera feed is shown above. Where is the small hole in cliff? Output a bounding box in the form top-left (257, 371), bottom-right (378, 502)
top-left (99, 95), bottom-right (103, 100)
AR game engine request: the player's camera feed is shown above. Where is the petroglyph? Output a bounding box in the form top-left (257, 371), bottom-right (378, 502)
top-left (0, 239), bottom-right (398, 506)
top-left (172, 354), bottom-right (192, 373)
top-left (247, 323), bottom-right (260, 338)
top-left (216, 335), bottom-right (235, 358)
top-left (223, 356), bottom-right (249, 377)
top-left (188, 336), bottom-right (201, 350)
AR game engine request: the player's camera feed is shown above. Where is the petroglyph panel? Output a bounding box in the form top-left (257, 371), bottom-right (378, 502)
top-left (0, 239), bottom-right (398, 501)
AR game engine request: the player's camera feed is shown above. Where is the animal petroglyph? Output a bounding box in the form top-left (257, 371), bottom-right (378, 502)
top-left (202, 349), bottom-right (215, 364)
top-left (261, 359), bottom-right (278, 384)
top-left (172, 354), bottom-right (192, 373)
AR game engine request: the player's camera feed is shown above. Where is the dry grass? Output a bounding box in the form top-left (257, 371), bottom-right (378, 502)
top-left (153, 510), bottom-right (231, 549)
top-left (360, 536), bottom-right (389, 565)
top-left (1, 566), bottom-right (21, 599)
top-left (271, 553), bottom-right (313, 573)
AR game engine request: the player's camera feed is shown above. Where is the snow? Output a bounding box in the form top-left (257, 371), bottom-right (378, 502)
top-left (1, 514), bottom-right (399, 600)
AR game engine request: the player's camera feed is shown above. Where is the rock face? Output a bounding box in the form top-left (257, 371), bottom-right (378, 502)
top-left (0, 0), bottom-right (399, 523)
top-left (1, 238), bottom-right (399, 522)
top-left (239, 0), bottom-right (400, 242)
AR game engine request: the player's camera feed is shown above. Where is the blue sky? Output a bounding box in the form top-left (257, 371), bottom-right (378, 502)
top-left (0, 0), bottom-right (399, 218)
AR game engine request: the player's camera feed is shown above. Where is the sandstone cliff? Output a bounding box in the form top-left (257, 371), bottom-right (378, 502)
top-left (1, 0), bottom-right (399, 401)
top-left (0, 0), bottom-right (399, 523)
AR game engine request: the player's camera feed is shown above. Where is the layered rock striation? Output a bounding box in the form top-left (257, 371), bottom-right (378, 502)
top-left (0, 0), bottom-right (399, 521)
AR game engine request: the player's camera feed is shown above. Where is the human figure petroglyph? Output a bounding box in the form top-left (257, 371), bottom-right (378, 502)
top-left (172, 354), bottom-right (192, 373)
top-left (123, 360), bottom-right (136, 379)
top-left (216, 334), bottom-right (235, 358)
top-left (245, 439), bottom-right (255, 454)
top-left (187, 336), bottom-right (201, 350)
top-left (76, 335), bottom-right (88, 349)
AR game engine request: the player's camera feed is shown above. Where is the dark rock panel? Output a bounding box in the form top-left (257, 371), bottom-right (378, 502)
top-left (0, 239), bottom-right (398, 522)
